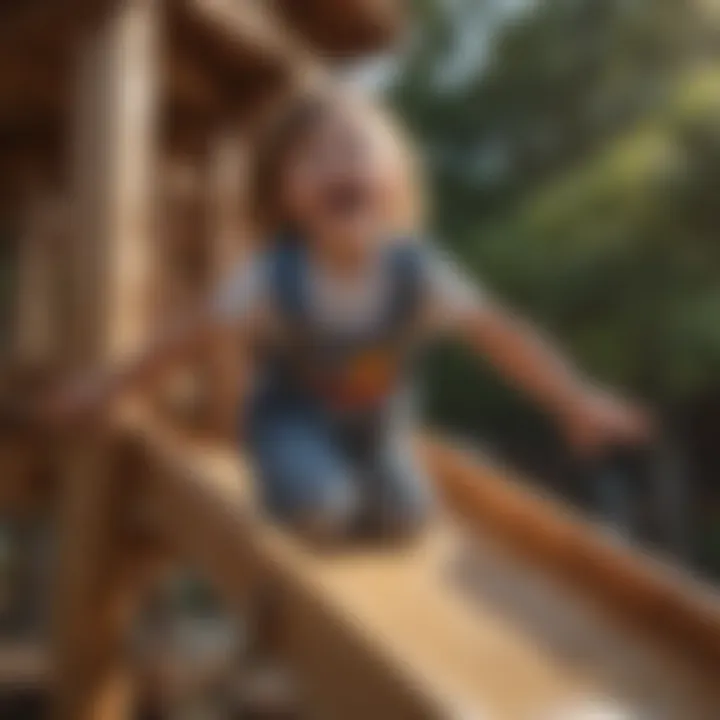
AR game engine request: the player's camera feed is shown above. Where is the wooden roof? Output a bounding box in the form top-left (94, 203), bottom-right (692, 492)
top-left (0, 0), bottom-right (403, 142)
top-left (0, 0), bottom-right (403, 68)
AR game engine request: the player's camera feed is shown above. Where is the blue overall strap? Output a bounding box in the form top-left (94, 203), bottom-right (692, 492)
top-left (269, 239), bottom-right (309, 328)
top-left (384, 241), bottom-right (428, 333)
top-left (269, 237), bottom-right (428, 336)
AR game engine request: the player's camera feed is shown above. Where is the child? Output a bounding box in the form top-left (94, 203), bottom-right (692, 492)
top-left (50, 88), bottom-right (648, 543)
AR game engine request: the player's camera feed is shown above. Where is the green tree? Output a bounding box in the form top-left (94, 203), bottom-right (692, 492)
top-left (388, 2), bottom-right (720, 558)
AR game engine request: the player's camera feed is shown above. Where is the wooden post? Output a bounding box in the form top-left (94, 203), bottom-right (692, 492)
top-left (52, 1), bottom-right (160, 718)
top-left (65, 0), bottom-right (159, 366)
top-left (204, 131), bottom-right (249, 437)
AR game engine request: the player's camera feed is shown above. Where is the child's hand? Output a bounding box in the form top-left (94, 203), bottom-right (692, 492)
top-left (559, 387), bottom-right (652, 456)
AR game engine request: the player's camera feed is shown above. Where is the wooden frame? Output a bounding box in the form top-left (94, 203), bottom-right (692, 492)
top-left (52, 2), bottom-right (160, 717)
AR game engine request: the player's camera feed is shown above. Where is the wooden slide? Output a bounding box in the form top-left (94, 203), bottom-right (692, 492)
top-left (132, 420), bottom-right (720, 720)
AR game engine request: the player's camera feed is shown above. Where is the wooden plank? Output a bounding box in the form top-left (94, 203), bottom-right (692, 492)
top-left (183, 0), bottom-right (401, 64)
top-left (179, 0), bottom-right (307, 68)
top-left (168, 0), bottom-right (305, 111)
top-left (135, 423), bottom-right (720, 719)
top-left (51, 2), bottom-right (160, 718)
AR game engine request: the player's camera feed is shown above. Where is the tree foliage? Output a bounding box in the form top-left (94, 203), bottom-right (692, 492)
top-left (387, 0), bottom-right (720, 426)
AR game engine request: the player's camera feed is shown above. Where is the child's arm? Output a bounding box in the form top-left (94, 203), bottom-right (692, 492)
top-left (428, 254), bottom-right (650, 453)
top-left (457, 303), bottom-right (649, 452)
top-left (44, 308), bottom-right (228, 424)
top-left (45, 257), bottom-right (261, 424)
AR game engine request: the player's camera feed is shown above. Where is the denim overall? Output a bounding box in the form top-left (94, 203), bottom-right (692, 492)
top-left (246, 240), bottom-right (433, 538)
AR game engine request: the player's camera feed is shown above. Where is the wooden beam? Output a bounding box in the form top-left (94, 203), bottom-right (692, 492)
top-left (64, 2), bottom-right (160, 365)
top-left (168, 0), bottom-right (303, 102)
top-left (275, 0), bottom-right (404, 57)
top-left (52, 472), bottom-right (142, 720)
top-left (52, 1), bottom-right (160, 718)
top-left (180, 0), bottom-right (307, 67)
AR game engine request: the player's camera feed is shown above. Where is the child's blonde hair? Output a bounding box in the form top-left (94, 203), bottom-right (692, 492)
top-left (250, 86), bottom-right (426, 240)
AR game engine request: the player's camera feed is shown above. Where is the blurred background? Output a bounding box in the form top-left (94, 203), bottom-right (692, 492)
top-left (377, 0), bottom-right (720, 579)
top-left (1, 0), bottom-right (720, 717)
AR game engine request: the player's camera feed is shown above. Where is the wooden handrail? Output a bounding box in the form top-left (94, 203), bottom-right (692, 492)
top-left (421, 437), bottom-right (720, 678)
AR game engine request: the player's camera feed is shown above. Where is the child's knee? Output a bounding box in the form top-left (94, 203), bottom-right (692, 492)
top-left (372, 463), bottom-right (435, 539)
top-left (287, 479), bottom-right (359, 544)
top-left (379, 491), bottom-right (434, 539)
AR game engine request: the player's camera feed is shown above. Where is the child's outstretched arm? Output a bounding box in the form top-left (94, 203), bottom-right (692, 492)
top-left (458, 303), bottom-right (649, 452)
top-left (44, 308), bottom-right (228, 424)
top-left (45, 256), bottom-right (261, 425)
top-left (430, 255), bottom-right (650, 454)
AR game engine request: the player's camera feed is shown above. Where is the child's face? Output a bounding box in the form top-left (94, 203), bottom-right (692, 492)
top-left (279, 104), bottom-right (401, 260)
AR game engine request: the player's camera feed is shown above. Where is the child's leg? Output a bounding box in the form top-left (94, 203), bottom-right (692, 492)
top-left (362, 435), bottom-right (435, 539)
top-left (248, 404), bottom-right (360, 543)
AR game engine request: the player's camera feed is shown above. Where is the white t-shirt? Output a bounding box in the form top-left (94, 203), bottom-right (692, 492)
top-left (210, 246), bottom-right (484, 338)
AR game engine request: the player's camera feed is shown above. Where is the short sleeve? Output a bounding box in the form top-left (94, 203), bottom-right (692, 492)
top-left (423, 248), bottom-right (485, 330)
top-left (209, 256), bottom-right (268, 326)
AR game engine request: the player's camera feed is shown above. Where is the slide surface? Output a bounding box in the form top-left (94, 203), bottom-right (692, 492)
top-left (141, 425), bottom-right (720, 720)
top-left (293, 520), bottom-right (716, 719)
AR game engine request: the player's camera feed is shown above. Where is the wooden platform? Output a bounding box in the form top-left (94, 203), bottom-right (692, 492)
top-left (135, 422), bottom-right (720, 720)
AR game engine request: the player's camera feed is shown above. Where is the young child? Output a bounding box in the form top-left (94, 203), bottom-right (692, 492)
top-left (51, 88), bottom-right (648, 543)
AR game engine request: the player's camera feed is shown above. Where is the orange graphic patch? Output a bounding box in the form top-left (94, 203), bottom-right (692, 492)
top-left (315, 347), bottom-right (400, 409)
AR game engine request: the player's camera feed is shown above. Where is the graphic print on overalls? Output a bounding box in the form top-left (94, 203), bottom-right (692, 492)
top-left (270, 240), bottom-right (424, 414)
top-left (310, 342), bottom-right (405, 411)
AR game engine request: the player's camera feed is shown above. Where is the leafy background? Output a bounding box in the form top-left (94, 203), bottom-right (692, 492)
top-left (376, 0), bottom-right (720, 575)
